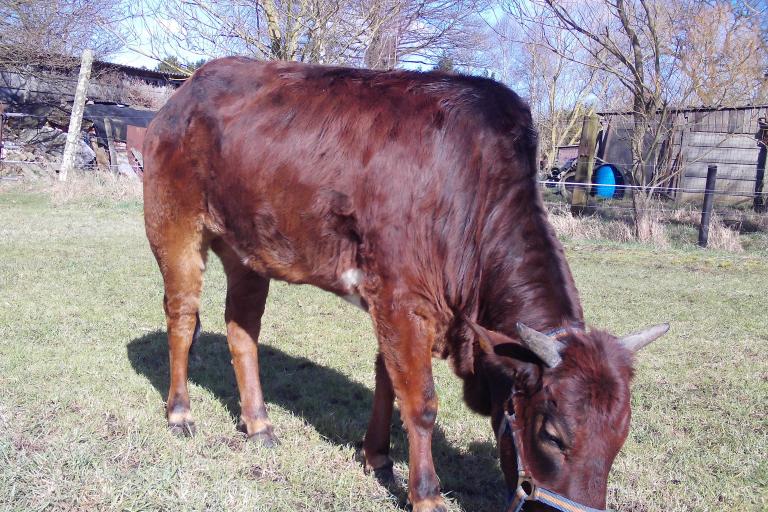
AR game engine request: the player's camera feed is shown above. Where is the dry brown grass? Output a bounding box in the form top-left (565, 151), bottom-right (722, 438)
top-left (666, 206), bottom-right (744, 252)
top-left (52, 172), bottom-right (142, 206)
top-left (633, 205), bottom-right (669, 248)
top-left (547, 205), bottom-right (634, 243)
top-left (547, 202), bottom-right (751, 253)
top-left (668, 205), bottom-right (700, 225)
top-left (1, 170), bottom-right (143, 206)
top-left (121, 78), bottom-right (175, 110)
top-left (706, 214), bottom-right (743, 252)
top-left (97, 73), bottom-right (175, 110)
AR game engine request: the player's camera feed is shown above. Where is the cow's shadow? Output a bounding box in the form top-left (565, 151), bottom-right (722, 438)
top-left (127, 331), bottom-right (504, 511)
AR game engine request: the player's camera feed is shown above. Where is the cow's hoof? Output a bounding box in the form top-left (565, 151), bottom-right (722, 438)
top-left (410, 497), bottom-right (448, 512)
top-left (358, 447), bottom-right (394, 481)
top-left (169, 421), bottom-right (196, 437)
top-left (372, 461), bottom-right (396, 485)
top-left (248, 429), bottom-right (279, 448)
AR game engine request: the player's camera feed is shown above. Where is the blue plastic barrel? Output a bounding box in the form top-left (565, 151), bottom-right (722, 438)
top-left (593, 164), bottom-right (620, 198)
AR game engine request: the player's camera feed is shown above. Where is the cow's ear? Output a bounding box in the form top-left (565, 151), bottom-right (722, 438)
top-left (464, 319), bottom-right (560, 367)
top-left (464, 320), bottom-right (518, 355)
top-left (464, 320), bottom-right (542, 389)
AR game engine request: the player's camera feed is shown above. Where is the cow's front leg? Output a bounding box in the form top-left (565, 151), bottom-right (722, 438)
top-left (371, 296), bottom-right (446, 512)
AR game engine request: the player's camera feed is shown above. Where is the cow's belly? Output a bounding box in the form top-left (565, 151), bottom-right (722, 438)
top-left (208, 189), bottom-right (370, 311)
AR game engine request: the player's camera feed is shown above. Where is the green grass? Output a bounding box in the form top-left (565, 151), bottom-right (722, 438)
top-left (0, 189), bottom-right (766, 511)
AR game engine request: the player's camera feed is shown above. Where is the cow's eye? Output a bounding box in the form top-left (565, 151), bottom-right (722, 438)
top-left (541, 423), bottom-right (566, 451)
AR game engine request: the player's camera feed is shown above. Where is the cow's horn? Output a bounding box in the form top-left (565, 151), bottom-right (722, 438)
top-left (515, 322), bottom-right (563, 368)
top-left (619, 323), bottom-right (669, 352)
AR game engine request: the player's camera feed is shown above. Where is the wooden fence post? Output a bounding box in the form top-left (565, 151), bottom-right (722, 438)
top-left (571, 114), bottom-right (600, 216)
top-left (698, 165), bottom-right (718, 247)
top-left (103, 117), bottom-right (118, 172)
top-left (59, 49), bottom-right (93, 182)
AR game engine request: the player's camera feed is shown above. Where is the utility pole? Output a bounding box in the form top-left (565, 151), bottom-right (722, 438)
top-left (59, 49), bottom-right (93, 182)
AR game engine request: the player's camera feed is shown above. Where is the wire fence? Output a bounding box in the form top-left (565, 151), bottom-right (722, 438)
top-left (2, 109), bottom-right (766, 225)
top-left (3, 112), bottom-right (158, 122)
top-left (538, 180), bottom-right (764, 199)
top-left (2, 162), bottom-right (763, 221)
top-left (0, 160), bottom-right (127, 171)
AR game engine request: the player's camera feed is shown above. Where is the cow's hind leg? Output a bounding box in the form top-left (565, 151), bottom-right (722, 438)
top-left (152, 225), bottom-right (209, 437)
top-left (363, 353), bottom-right (396, 482)
top-left (212, 240), bottom-right (277, 447)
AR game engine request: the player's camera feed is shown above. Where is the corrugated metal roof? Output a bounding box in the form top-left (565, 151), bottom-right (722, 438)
top-left (94, 60), bottom-right (188, 81)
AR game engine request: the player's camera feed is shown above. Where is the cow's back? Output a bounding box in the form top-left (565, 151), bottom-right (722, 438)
top-left (144, 57), bottom-right (537, 300)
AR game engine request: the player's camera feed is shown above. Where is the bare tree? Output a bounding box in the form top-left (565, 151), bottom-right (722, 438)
top-left (486, 10), bottom-right (605, 168)
top-left (502, 0), bottom-right (767, 239)
top-left (0, 0), bottom-right (122, 71)
top-left (673, 2), bottom-right (767, 106)
top-left (121, 0), bottom-right (487, 72)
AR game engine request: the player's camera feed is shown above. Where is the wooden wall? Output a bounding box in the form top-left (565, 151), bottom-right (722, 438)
top-left (599, 106), bottom-right (767, 205)
top-left (678, 108), bottom-right (765, 204)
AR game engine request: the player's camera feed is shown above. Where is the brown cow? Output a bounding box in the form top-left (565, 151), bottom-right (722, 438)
top-left (143, 57), bottom-right (668, 512)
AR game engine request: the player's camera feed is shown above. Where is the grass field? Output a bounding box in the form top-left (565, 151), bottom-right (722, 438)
top-left (0, 186), bottom-right (766, 511)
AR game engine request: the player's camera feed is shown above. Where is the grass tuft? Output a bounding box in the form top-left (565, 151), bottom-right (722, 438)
top-left (548, 205), bottom-right (634, 243)
top-left (1, 171), bottom-right (143, 208)
top-left (706, 214), bottom-right (743, 252)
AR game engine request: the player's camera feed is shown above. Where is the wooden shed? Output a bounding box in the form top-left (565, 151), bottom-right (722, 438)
top-left (597, 105), bottom-right (768, 204)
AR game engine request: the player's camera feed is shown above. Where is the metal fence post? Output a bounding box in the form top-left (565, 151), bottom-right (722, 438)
top-left (698, 165), bottom-right (718, 247)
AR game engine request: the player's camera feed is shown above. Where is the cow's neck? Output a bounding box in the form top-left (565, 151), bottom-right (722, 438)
top-left (473, 185), bottom-right (584, 337)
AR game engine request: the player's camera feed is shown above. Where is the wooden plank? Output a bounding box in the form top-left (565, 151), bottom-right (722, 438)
top-left (678, 192), bottom-right (752, 206)
top-left (728, 109), bottom-right (744, 134)
top-left (130, 148), bottom-right (144, 168)
top-left (682, 176), bottom-right (757, 194)
top-left (103, 117), bottom-right (118, 172)
top-left (683, 162), bottom-right (759, 179)
top-left (684, 146), bottom-right (760, 166)
top-left (684, 172), bottom-right (757, 182)
top-left (696, 111), bottom-right (714, 133)
top-left (717, 111), bottom-right (731, 132)
top-left (689, 110), bottom-right (755, 133)
top-left (114, 141), bottom-right (138, 179)
top-left (687, 132), bottom-right (759, 149)
top-left (743, 108), bottom-right (765, 134)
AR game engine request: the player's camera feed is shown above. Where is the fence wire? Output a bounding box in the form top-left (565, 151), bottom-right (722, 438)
top-left (538, 180), bottom-right (764, 199)
top-left (1, 160), bottom-right (765, 202)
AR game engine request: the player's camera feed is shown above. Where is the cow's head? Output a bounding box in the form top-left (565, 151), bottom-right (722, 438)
top-left (463, 321), bottom-right (668, 511)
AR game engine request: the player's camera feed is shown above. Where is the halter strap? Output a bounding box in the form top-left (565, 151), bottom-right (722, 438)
top-left (544, 326), bottom-right (570, 340)
top-left (500, 403), bottom-right (611, 512)
top-left (544, 321), bottom-right (584, 341)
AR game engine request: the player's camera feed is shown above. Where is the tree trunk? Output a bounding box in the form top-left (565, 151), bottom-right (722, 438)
top-left (632, 188), bottom-right (665, 244)
top-left (629, 92), bottom-right (655, 241)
